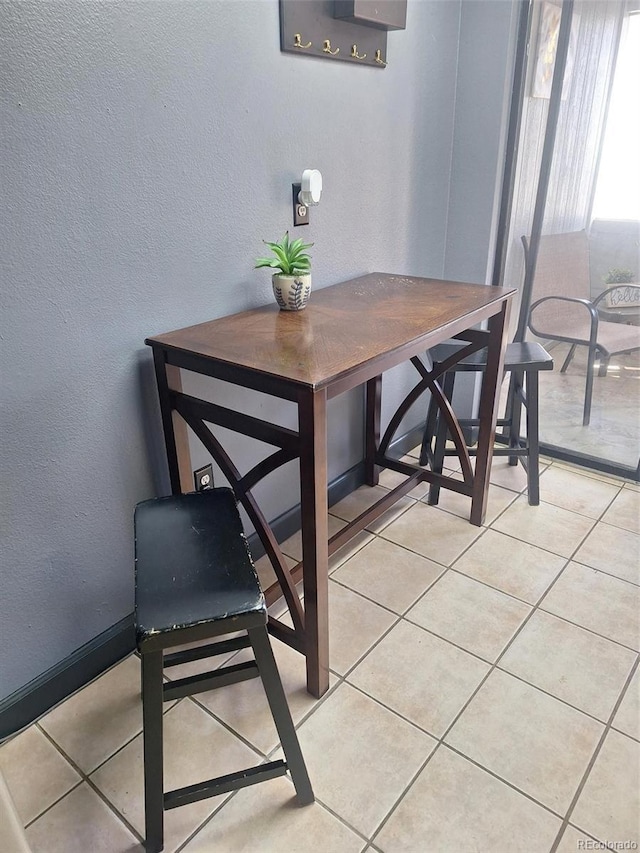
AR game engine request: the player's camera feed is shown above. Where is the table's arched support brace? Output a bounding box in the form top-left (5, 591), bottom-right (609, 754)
top-left (239, 447), bottom-right (298, 494)
top-left (374, 357), bottom-right (473, 489)
top-left (410, 356), bottom-right (474, 487)
top-left (377, 375), bottom-right (430, 459)
top-left (173, 395), bottom-right (305, 636)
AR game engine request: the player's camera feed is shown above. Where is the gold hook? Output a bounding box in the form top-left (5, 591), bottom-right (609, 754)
top-left (293, 33), bottom-right (312, 49)
top-left (375, 49), bottom-right (387, 66)
top-left (351, 44), bottom-right (367, 60)
top-left (323, 39), bottom-right (340, 55)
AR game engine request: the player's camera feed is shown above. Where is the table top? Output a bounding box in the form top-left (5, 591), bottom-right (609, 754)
top-left (146, 273), bottom-right (514, 390)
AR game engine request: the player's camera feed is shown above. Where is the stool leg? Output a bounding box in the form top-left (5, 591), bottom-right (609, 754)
top-left (419, 394), bottom-right (438, 467)
top-left (428, 372), bottom-right (455, 505)
top-left (142, 650), bottom-right (164, 853)
top-left (525, 371), bottom-right (541, 506)
top-left (248, 627), bottom-right (314, 806)
top-left (508, 370), bottom-right (524, 467)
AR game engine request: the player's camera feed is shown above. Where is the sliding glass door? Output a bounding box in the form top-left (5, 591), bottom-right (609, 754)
top-left (500, 0), bottom-right (639, 479)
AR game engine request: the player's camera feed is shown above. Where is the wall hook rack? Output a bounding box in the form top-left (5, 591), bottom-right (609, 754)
top-left (280, 0), bottom-right (406, 70)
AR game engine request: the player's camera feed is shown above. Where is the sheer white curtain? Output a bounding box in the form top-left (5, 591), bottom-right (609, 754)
top-left (592, 11), bottom-right (640, 221)
top-left (502, 0), bottom-right (625, 321)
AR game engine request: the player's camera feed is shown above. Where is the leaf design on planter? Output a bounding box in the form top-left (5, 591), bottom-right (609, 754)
top-left (273, 283), bottom-right (286, 308)
top-left (289, 278), bottom-right (309, 310)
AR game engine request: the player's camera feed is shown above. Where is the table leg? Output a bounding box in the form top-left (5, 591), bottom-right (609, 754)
top-left (365, 375), bottom-right (382, 486)
top-left (151, 348), bottom-right (193, 495)
top-left (470, 300), bottom-right (511, 525)
top-left (298, 387), bottom-right (329, 698)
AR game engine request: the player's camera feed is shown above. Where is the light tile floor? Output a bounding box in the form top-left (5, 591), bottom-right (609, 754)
top-left (1, 453), bottom-right (639, 852)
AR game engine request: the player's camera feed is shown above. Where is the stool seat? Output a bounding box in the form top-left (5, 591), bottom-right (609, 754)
top-left (135, 488), bottom-right (313, 852)
top-left (135, 490), bottom-right (265, 653)
top-left (427, 340), bottom-right (554, 371)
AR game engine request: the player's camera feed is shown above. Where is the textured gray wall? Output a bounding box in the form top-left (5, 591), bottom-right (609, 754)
top-left (0, 0), bottom-right (514, 701)
top-left (445, 0), bottom-right (517, 284)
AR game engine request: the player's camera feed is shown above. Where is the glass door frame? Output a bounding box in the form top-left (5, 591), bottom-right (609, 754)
top-left (492, 0), bottom-right (640, 482)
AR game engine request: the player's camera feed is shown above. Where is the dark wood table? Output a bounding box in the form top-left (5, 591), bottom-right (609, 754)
top-left (146, 272), bottom-right (514, 697)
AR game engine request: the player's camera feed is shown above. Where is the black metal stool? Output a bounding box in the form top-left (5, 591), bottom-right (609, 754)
top-left (419, 341), bottom-right (553, 506)
top-left (135, 488), bottom-right (314, 853)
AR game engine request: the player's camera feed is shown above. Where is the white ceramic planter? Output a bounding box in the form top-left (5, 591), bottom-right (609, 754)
top-left (272, 273), bottom-right (312, 311)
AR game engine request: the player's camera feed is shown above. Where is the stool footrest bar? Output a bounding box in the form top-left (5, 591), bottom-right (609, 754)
top-left (164, 761), bottom-right (288, 809)
top-left (163, 635), bottom-right (251, 668)
top-left (436, 445), bottom-right (528, 459)
top-left (163, 660), bottom-right (259, 701)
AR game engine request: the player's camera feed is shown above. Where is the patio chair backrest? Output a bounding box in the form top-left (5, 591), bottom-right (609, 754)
top-left (527, 229), bottom-right (591, 331)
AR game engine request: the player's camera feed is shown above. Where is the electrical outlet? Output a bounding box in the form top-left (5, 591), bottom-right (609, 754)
top-left (194, 464), bottom-right (214, 491)
top-left (292, 183), bottom-right (309, 226)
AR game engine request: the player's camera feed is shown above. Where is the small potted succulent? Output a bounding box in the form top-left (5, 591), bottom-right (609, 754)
top-left (255, 232), bottom-right (313, 311)
top-left (603, 267), bottom-right (639, 309)
top-left (604, 267), bottom-right (634, 285)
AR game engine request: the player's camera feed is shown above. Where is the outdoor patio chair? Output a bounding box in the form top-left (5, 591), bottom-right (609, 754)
top-left (522, 229), bottom-right (640, 425)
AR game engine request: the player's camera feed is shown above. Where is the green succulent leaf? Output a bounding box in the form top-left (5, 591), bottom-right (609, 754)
top-left (604, 267), bottom-right (634, 284)
top-left (255, 230), bottom-right (314, 276)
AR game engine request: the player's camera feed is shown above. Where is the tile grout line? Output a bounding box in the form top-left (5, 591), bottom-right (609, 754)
top-left (262, 465), bottom-right (635, 848)
top-left (31, 669), bottom-right (259, 846)
top-left (185, 692), bottom-right (272, 759)
top-left (184, 488), bottom-right (638, 853)
top-left (550, 459), bottom-right (635, 489)
top-left (11, 461), bottom-right (637, 849)
top-left (173, 759), bottom-right (371, 853)
top-left (358, 483), bottom-right (631, 850)
top-left (535, 466), bottom-right (626, 519)
top-left (21, 776), bottom-right (84, 832)
top-left (491, 663), bottom-right (636, 729)
top-left (296, 506), bottom-right (570, 656)
top-left (30, 722), bottom-right (144, 844)
top-left (562, 558), bottom-right (640, 589)
top-left (335, 546), bottom-right (634, 705)
top-left (548, 655), bottom-right (640, 852)
top-left (535, 605), bottom-right (640, 653)
top-left (447, 559), bottom-right (570, 604)
top-left (172, 665), bottom-right (374, 850)
top-left (329, 564), bottom-right (448, 620)
top-left (359, 595), bottom-right (551, 846)
top-left (350, 455), bottom-right (628, 571)
top-left (366, 737), bottom-right (443, 849)
top-left (0, 653), bottom-right (143, 748)
top-left (173, 786), bottom-right (244, 853)
top-left (357, 621), bottom-right (637, 848)
top-left (171, 666), bottom-right (358, 850)
top-left (293, 796), bottom-right (376, 849)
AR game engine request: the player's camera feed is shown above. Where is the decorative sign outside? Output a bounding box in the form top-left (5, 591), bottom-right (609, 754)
top-left (605, 284), bottom-right (640, 309)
